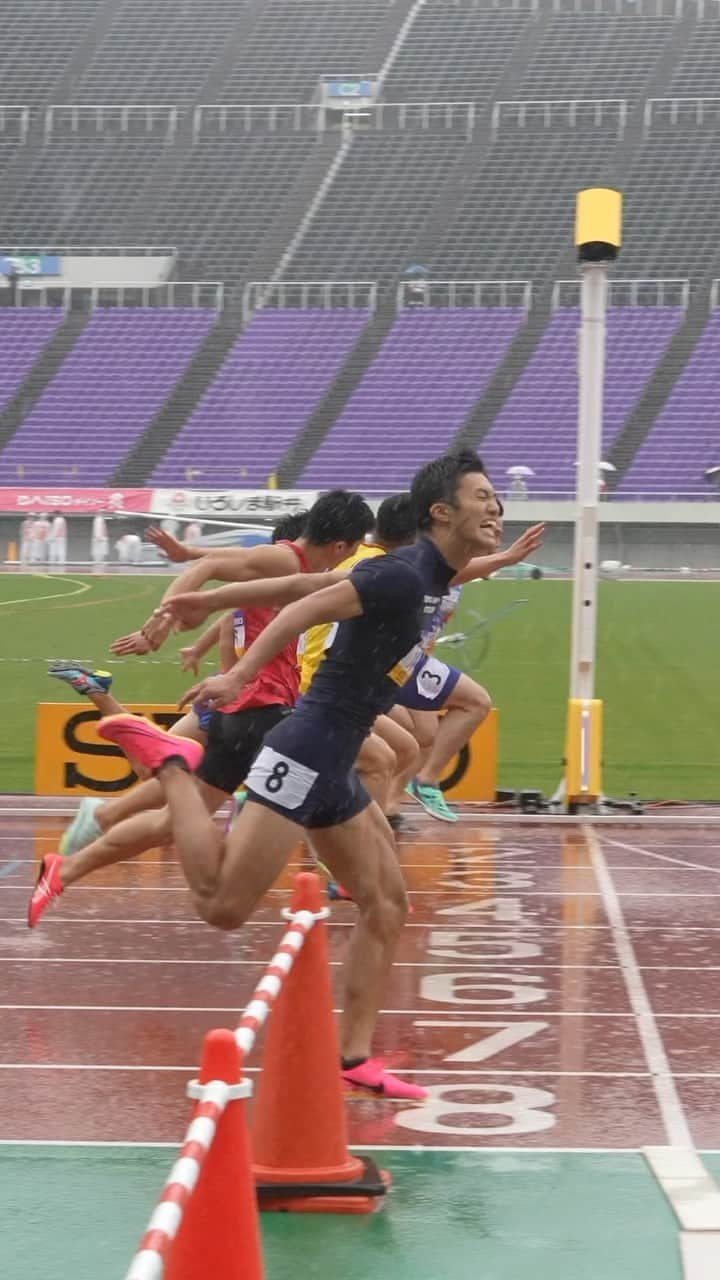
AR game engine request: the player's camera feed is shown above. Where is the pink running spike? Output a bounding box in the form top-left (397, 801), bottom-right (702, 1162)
top-left (342, 1058), bottom-right (427, 1100)
top-left (98, 714), bottom-right (204, 775)
top-left (28, 853), bottom-right (64, 929)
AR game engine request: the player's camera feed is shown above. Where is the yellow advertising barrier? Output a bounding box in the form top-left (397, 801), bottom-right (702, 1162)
top-left (35, 703), bottom-right (499, 801)
top-left (35, 703), bottom-right (183, 797)
top-left (438, 708), bottom-right (498, 802)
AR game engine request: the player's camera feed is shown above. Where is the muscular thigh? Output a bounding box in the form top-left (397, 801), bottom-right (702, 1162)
top-left (407, 708), bottom-right (439, 752)
top-left (172, 709), bottom-right (207, 746)
top-left (442, 671), bottom-right (491, 713)
top-left (356, 730), bottom-right (395, 775)
top-left (214, 796), bottom-right (301, 922)
top-left (310, 802), bottom-right (406, 909)
top-left (373, 712), bottom-right (418, 770)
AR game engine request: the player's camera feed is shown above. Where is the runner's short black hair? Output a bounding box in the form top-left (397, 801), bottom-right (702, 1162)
top-left (271, 510), bottom-right (309, 543)
top-left (411, 451), bottom-right (490, 531)
top-left (306, 490), bottom-right (374, 545)
top-left (375, 493), bottom-right (417, 545)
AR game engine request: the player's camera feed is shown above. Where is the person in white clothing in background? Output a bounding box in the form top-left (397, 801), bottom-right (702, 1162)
top-left (183, 520), bottom-right (202, 546)
top-left (32, 513), bottom-right (50, 564)
top-left (20, 514), bottom-right (35, 565)
top-left (91, 512), bottom-right (109, 567)
top-left (48, 511), bottom-right (68, 566)
top-left (115, 533), bottom-right (143, 565)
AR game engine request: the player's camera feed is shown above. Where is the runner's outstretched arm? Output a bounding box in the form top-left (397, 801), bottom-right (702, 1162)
top-left (162, 569), bottom-right (348, 632)
top-left (146, 529), bottom-right (211, 562)
top-left (111, 542), bottom-right (302, 656)
top-left (451, 522), bottom-right (545, 585)
top-left (180, 579), bottom-right (362, 711)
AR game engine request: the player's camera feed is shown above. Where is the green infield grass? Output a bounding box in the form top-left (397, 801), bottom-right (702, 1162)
top-left (0, 571), bottom-right (718, 800)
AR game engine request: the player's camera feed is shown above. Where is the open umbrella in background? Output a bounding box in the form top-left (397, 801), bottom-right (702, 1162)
top-left (506, 465), bottom-right (535, 478)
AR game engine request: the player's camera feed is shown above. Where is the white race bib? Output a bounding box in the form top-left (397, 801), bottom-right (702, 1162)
top-left (415, 657), bottom-right (451, 700)
top-left (246, 747), bottom-right (318, 811)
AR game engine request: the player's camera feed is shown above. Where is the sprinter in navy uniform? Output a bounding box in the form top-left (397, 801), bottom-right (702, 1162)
top-left (240, 534), bottom-right (454, 829)
top-left (92, 452), bottom-right (502, 1099)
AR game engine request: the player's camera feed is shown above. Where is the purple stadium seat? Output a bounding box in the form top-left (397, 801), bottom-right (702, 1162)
top-left (618, 310), bottom-right (720, 496)
top-left (0, 310), bottom-right (63, 413)
top-left (0, 309), bottom-right (215, 485)
top-left (300, 308), bottom-right (526, 490)
top-left (481, 307), bottom-right (683, 495)
top-left (151, 309), bottom-right (369, 487)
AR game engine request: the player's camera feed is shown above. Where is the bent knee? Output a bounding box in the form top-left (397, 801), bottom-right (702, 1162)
top-left (199, 898), bottom-right (247, 932)
top-left (410, 714), bottom-right (437, 752)
top-left (357, 878), bottom-right (408, 937)
top-left (393, 730), bottom-right (420, 775)
top-left (359, 735), bottom-right (396, 778)
top-left (456, 680), bottom-right (492, 719)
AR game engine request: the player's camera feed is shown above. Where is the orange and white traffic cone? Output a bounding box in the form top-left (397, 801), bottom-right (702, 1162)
top-left (252, 872), bottom-right (389, 1213)
top-left (165, 1028), bottom-right (264, 1279)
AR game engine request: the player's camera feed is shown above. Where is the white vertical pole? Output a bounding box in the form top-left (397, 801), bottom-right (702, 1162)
top-left (569, 262), bottom-right (608, 701)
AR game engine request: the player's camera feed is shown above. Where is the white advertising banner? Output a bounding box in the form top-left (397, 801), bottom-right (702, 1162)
top-left (150, 489), bottom-right (320, 520)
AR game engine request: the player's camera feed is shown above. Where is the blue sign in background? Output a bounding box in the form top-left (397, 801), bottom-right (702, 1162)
top-left (326, 80), bottom-right (373, 99)
top-left (0, 254), bottom-right (61, 277)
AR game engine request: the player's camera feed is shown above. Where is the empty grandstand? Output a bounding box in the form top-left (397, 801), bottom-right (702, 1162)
top-left (0, 0), bottom-right (718, 494)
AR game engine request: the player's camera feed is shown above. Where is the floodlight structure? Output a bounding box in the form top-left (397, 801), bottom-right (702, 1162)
top-left (564, 187), bottom-right (622, 809)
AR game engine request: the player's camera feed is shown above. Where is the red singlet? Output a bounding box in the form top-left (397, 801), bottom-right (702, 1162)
top-left (221, 540), bottom-right (310, 714)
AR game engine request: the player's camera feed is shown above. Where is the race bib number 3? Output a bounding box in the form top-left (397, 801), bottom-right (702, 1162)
top-left (246, 746), bottom-right (318, 810)
top-left (416, 656), bottom-right (451, 701)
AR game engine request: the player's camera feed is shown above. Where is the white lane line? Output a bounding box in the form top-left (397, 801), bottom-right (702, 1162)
top-left (601, 835), bottom-right (720, 876)
top-left (0, 956), bottom-right (631, 970)
top-left (0, 1140), bottom-right (654, 1153)
top-left (0, 1004), bottom-right (715, 1017)
top-left (589, 834), bottom-right (720, 1280)
top-left (0, 916), bottom-right (617, 936)
top-left (644, 1147), bottom-right (720, 1230)
top-left (3, 956), bottom-right (720, 973)
top-left (0, 1005), bottom-right (646, 1015)
top-left (7, 916), bottom-right (720, 936)
top-left (586, 832), bottom-right (693, 1147)
top-left (5, 885), bottom-right (720, 898)
top-left (4, 1064), bottom-right (720, 1079)
top-left (680, 1233), bottom-right (720, 1276)
top-left (6, 852), bottom-right (720, 875)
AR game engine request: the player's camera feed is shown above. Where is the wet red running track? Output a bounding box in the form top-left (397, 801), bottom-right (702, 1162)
top-left (3, 805), bottom-right (720, 1151)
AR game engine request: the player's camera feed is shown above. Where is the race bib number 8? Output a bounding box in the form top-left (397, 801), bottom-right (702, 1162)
top-left (246, 746), bottom-right (318, 810)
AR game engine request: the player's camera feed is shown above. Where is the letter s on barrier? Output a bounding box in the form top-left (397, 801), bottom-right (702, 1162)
top-left (63, 710), bottom-right (136, 793)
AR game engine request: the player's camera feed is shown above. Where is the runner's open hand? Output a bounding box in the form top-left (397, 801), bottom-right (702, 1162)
top-left (142, 610), bottom-right (174, 649)
top-left (179, 645), bottom-right (201, 675)
top-left (503, 523), bottom-right (545, 567)
top-left (179, 671), bottom-right (245, 711)
top-left (146, 527), bottom-right (192, 562)
top-left (110, 630), bottom-right (154, 656)
top-left (161, 593), bottom-right (213, 632)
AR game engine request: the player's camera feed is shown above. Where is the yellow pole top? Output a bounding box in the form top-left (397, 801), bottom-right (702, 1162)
top-left (575, 187), bottom-right (623, 260)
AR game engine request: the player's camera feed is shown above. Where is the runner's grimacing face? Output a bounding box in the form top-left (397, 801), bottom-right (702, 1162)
top-left (450, 472), bottom-right (502, 553)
